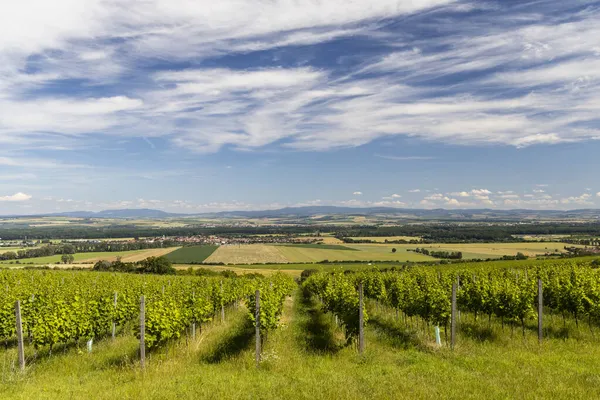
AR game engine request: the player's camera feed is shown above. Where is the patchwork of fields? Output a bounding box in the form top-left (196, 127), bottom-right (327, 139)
top-left (0, 241), bottom-right (585, 267)
top-left (170, 241), bottom-right (584, 265)
top-left (0, 247), bottom-right (180, 266)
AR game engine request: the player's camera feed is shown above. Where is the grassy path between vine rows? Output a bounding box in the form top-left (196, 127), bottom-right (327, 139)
top-left (2, 291), bottom-right (600, 399)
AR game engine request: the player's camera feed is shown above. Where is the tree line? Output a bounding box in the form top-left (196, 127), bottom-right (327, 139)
top-left (92, 256), bottom-right (176, 275)
top-left (411, 248), bottom-right (463, 259)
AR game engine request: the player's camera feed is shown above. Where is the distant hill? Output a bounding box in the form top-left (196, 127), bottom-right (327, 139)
top-left (47, 208), bottom-right (180, 219)
top-left (2, 206), bottom-right (600, 220)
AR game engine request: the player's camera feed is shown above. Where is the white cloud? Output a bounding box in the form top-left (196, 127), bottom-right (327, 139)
top-left (597, 192), bottom-right (600, 197)
top-left (471, 189), bottom-right (492, 196)
top-left (533, 189), bottom-right (545, 193)
top-left (382, 193), bottom-right (402, 200)
top-left (374, 154), bottom-right (435, 161)
top-left (560, 193), bottom-right (593, 205)
top-left (408, 189), bottom-right (421, 193)
top-left (353, 191), bottom-right (363, 196)
top-left (0, 192), bottom-right (32, 202)
top-left (450, 191), bottom-right (470, 197)
top-left (0, 2), bottom-right (599, 155)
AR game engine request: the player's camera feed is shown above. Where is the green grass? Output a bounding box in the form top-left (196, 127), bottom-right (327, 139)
top-left (277, 243), bottom-right (359, 251)
top-left (3, 290), bottom-right (600, 399)
top-left (165, 245), bottom-right (219, 264)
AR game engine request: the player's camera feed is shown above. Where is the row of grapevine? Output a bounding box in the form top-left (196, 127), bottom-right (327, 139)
top-left (0, 270), bottom-right (295, 352)
top-left (303, 272), bottom-right (368, 343)
top-left (303, 259), bottom-right (600, 341)
top-left (247, 273), bottom-right (296, 338)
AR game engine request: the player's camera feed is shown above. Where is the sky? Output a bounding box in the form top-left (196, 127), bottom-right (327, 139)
top-left (1, 0), bottom-right (600, 214)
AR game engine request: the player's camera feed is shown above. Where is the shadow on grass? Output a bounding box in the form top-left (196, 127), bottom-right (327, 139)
top-left (367, 316), bottom-right (421, 350)
top-left (542, 325), bottom-right (571, 340)
top-left (458, 321), bottom-right (498, 343)
top-left (102, 346), bottom-right (142, 369)
top-left (297, 290), bottom-right (342, 354)
top-left (201, 319), bottom-right (255, 364)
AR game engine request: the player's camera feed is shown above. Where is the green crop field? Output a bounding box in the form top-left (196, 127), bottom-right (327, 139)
top-left (165, 245), bottom-right (219, 263)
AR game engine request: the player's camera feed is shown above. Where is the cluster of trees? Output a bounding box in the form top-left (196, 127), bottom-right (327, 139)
top-left (412, 248), bottom-right (463, 259)
top-left (92, 256), bottom-right (176, 275)
top-left (500, 252), bottom-right (529, 260)
top-left (0, 244), bottom-right (77, 261)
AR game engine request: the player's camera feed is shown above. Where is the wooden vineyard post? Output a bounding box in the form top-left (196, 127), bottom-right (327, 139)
top-left (457, 276), bottom-right (461, 323)
top-left (15, 300), bottom-right (25, 371)
top-left (538, 278), bottom-right (543, 344)
top-left (451, 281), bottom-right (457, 350)
top-left (255, 290), bottom-right (261, 367)
top-left (140, 295), bottom-right (146, 369)
top-left (112, 292), bottom-right (118, 340)
top-left (358, 282), bottom-right (365, 355)
top-left (221, 281), bottom-right (225, 323)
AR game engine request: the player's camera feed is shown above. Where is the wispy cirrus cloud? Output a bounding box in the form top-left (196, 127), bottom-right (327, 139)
top-left (2, 0), bottom-right (599, 155)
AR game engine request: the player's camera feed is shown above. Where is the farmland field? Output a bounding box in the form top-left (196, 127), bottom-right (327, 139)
top-left (301, 235), bottom-right (345, 244)
top-left (0, 247), bottom-right (35, 254)
top-left (277, 244), bottom-right (434, 262)
top-left (277, 243), bottom-right (358, 250)
top-left (0, 247), bottom-right (179, 266)
top-left (409, 242), bottom-right (581, 258)
top-left (167, 241), bottom-right (584, 265)
top-left (205, 244), bottom-right (289, 264)
top-left (165, 245), bottom-right (219, 263)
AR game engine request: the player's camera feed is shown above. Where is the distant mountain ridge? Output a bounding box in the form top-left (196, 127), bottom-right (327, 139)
top-left (2, 206), bottom-right (600, 220)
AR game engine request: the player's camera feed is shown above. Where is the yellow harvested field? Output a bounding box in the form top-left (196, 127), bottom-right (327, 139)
top-left (277, 244), bottom-right (434, 262)
top-left (175, 264), bottom-right (301, 277)
top-left (119, 247), bottom-right (181, 262)
top-left (76, 247), bottom-right (180, 263)
top-left (205, 244), bottom-right (289, 264)
top-left (0, 247), bottom-right (32, 254)
top-left (409, 242), bottom-right (582, 258)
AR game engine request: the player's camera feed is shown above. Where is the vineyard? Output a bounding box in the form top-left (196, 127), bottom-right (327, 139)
top-left (303, 259), bottom-right (600, 346)
top-left (2, 260), bottom-right (600, 398)
top-left (0, 270), bottom-right (295, 368)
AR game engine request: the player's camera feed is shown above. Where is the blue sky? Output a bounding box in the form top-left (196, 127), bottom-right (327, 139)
top-left (1, 0), bottom-right (600, 214)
